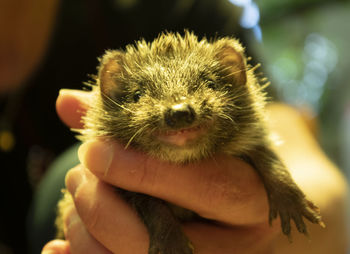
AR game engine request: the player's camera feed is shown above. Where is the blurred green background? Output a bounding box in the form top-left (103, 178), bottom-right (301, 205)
top-left (254, 0), bottom-right (350, 179)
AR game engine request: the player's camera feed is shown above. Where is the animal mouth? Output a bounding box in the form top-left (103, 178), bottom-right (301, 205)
top-left (155, 125), bottom-right (207, 146)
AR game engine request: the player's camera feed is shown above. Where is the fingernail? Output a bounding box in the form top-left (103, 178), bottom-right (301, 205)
top-left (58, 89), bottom-right (93, 104)
top-left (59, 88), bottom-right (73, 95)
top-left (78, 140), bottom-right (115, 176)
top-left (59, 88), bottom-right (87, 96)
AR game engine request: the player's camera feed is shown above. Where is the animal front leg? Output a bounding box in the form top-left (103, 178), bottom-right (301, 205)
top-left (245, 145), bottom-right (324, 237)
top-left (118, 189), bottom-right (194, 254)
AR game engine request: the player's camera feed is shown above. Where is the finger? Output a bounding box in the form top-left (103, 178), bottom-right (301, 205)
top-left (65, 166), bottom-right (280, 254)
top-left (61, 189), bottom-right (113, 254)
top-left (66, 165), bottom-right (279, 254)
top-left (66, 165), bottom-right (149, 254)
top-left (41, 240), bottom-right (70, 254)
top-left (65, 165), bottom-right (279, 254)
top-left (56, 89), bottom-right (92, 129)
top-left (78, 139), bottom-right (269, 225)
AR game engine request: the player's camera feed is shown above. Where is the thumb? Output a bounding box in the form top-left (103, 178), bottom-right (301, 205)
top-left (56, 89), bottom-right (92, 129)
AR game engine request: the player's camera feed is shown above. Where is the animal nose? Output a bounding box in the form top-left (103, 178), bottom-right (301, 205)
top-left (164, 103), bottom-right (195, 128)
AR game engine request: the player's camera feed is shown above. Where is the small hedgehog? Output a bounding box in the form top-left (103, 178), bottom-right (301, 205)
top-left (57, 31), bottom-right (323, 254)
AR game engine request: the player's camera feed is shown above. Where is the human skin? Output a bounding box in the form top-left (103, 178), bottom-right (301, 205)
top-left (42, 90), bottom-right (348, 254)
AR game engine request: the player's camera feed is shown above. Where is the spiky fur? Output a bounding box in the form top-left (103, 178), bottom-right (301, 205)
top-left (78, 31), bottom-right (268, 163)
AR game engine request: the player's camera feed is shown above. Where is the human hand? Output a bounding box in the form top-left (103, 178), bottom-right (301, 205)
top-left (41, 89), bottom-right (280, 254)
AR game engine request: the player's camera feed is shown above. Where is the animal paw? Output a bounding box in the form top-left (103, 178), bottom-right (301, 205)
top-left (148, 233), bottom-right (194, 254)
top-left (269, 194), bottom-right (324, 238)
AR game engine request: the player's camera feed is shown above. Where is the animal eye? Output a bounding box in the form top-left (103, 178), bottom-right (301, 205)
top-left (133, 90), bottom-right (142, 102)
top-left (207, 80), bottom-right (216, 90)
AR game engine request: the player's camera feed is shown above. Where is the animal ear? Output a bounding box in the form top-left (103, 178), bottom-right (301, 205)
top-left (215, 39), bottom-right (247, 85)
top-left (98, 50), bottom-right (125, 97)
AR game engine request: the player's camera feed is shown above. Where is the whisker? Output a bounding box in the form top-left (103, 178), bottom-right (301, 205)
top-left (229, 68), bottom-right (248, 76)
top-left (218, 112), bottom-right (236, 125)
top-left (217, 93), bottom-right (245, 110)
top-left (101, 92), bottom-right (133, 113)
top-left (221, 63), bottom-right (261, 81)
top-left (124, 124), bottom-right (150, 149)
top-left (220, 65), bottom-right (249, 78)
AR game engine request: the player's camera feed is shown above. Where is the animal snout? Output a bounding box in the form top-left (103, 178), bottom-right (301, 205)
top-left (164, 103), bottom-right (196, 128)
